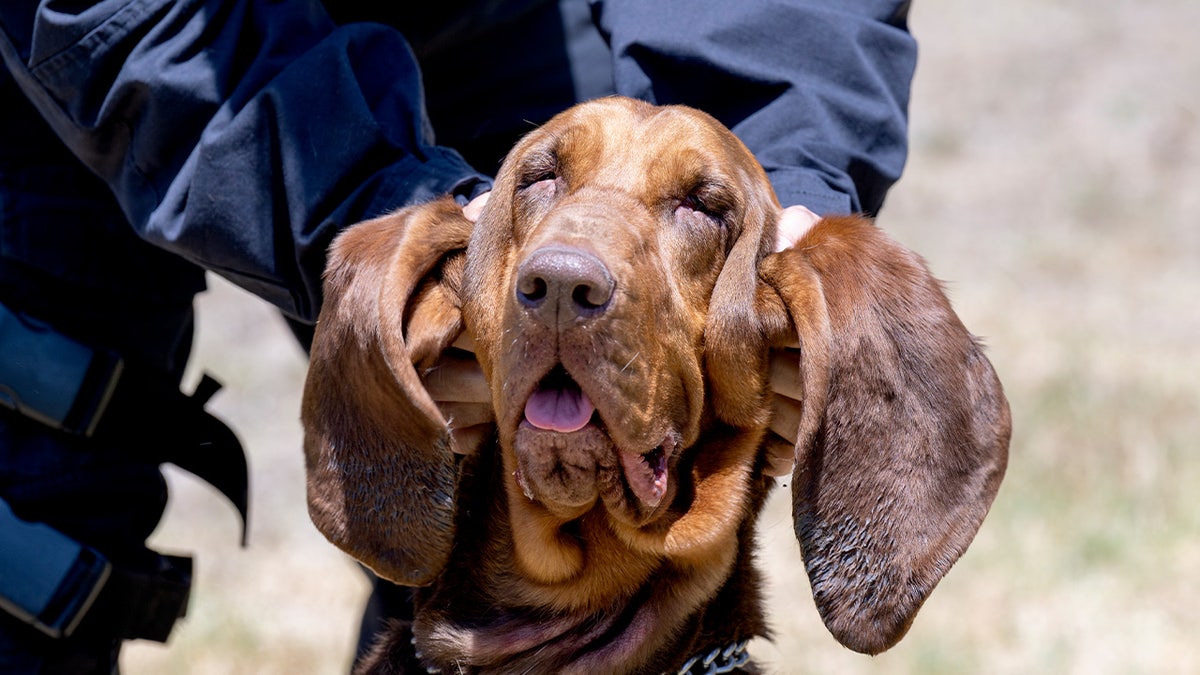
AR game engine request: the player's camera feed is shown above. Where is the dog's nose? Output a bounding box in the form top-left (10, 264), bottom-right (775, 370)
top-left (516, 246), bottom-right (614, 326)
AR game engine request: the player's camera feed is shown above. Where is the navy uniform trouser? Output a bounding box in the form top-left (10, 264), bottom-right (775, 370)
top-left (0, 415), bottom-right (169, 673)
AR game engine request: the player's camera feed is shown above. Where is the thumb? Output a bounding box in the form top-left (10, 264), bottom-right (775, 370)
top-left (462, 191), bottom-right (491, 222)
top-left (775, 204), bottom-right (820, 252)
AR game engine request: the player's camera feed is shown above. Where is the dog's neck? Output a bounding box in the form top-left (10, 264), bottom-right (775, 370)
top-left (408, 435), bottom-right (772, 674)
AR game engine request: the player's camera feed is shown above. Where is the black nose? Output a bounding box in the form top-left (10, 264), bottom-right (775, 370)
top-left (516, 246), bottom-right (614, 327)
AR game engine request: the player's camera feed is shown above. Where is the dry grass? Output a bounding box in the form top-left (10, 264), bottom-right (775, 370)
top-left (124, 1), bottom-right (1200, 672)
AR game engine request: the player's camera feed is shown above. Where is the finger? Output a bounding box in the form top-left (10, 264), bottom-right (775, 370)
top-left (769, 392), bottom-right (802, 446)
top-left (451, 331), bottom-right (477, 354)
top-left (450, 424), bottom-right (492, 456)
top-left (424, 351), bottom-right (490, 403)
top-left (462, 191), bottom-right (491, 222)
top-left (768, 349), bottom-right (804, 400)
top-left (775, 204), bottom-right (820, 252)
top-left (773, 334), bottom-right (800, 350)
top-left (438, 402), bottom-right (494, 429)
top-left (762, 435), bottom-right (797, 477)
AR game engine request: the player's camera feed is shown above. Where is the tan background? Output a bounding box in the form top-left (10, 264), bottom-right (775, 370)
top-left (124, 0), bottom-right (1200, 672)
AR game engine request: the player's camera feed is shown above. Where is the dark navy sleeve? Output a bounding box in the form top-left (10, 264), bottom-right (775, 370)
top-left (0, 0), bottom-right (488, 322)
top-left (591, 0), bottom-right (916, 216)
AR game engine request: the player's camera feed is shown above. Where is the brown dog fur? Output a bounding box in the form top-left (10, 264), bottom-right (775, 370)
top-left (302, 97), bottom-right (1010, 673)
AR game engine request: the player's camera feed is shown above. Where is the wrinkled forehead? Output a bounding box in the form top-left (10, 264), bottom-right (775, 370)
top-left (509, 99), bottom-right (765, 196)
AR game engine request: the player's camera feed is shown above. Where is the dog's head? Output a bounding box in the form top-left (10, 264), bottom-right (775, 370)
top-left (458, 98), bottom-right (782, 580)
top-left (302, 96), bottom-right (1009, 655)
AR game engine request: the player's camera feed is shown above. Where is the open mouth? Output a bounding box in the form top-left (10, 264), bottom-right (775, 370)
top-left (521, 366), bottom-right (670, 508)
top-left (524, 366), bottom-right (596, 433)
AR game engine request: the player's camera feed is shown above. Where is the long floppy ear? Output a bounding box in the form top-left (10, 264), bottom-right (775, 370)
top-left (759, 216), bottom-right (1011, 655)
top-left (302, 197), bottom-right (472, 586)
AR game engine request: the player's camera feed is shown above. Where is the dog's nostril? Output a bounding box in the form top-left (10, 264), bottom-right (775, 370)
top-left (572, 283), bottom-right (607, 310)
top-left (518, 276), bottom-right (549, 306)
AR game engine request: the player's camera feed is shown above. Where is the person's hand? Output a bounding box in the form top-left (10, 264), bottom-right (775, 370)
top-left (419, 191), bottom-right (496, 455)
top-left (775, 203), bottom-right (819, 251)
top-left (463, 191), bottom-right (491, 221)
top-left (764, 204), bottom-right (821, 477)
top-left (423, 332), bottom-right (494, 456)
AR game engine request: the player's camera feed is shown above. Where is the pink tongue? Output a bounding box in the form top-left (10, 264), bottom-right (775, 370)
top-left (524, 385), bottom-right (595, 433)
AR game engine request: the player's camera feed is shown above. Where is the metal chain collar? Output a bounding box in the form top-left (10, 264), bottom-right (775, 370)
top-left (672, 639), bottom-right (751, 675)
top-left (415, 636), bottom-right (752, 674)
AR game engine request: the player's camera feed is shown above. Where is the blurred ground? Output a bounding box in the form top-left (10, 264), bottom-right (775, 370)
top-left (124, 1), bottom-right (1200, 672)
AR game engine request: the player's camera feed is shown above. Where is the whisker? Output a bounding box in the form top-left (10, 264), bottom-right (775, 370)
top-left (620, 352), bottom-right (641, 372)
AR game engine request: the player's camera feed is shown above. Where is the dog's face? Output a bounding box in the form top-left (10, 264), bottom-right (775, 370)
top-left (462, 98), bottom-right (777, 547)
top-left (303, 96), bottom-right (1010, 661)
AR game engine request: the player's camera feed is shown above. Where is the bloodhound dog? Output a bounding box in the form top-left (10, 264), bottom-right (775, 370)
top-left (302, 96), bottom-right (1010, 674)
